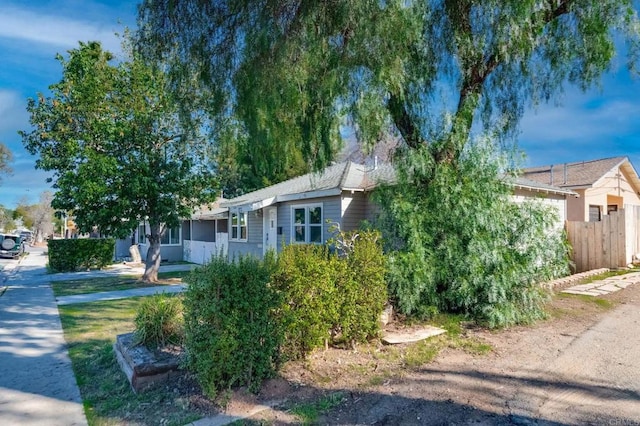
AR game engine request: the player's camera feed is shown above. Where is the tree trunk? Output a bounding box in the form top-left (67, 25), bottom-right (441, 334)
top-left (142, 222), bottom-right (163, 282)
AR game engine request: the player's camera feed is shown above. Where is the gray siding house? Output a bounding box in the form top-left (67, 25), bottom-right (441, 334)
top-left (220, 161), bottom-right (393, 259)
top-left (126, 161), bottom-right (576, 263)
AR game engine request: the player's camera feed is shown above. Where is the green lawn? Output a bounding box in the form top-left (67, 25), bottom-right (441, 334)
top-left (59, 297), bottom-right (203, 426)
top-left (52, 270), bottom-right (191, 297)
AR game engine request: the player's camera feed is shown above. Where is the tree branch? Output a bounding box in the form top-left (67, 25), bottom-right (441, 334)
top-left (388, 93), bottom-right (422, 149)
top-left (440, 0), bottom-right (576, 164)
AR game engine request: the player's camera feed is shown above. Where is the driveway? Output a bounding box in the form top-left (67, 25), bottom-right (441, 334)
top-left (317, 283), bottom-right (640, 425)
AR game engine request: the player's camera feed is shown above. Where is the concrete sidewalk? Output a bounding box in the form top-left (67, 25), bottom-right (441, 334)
top-left (0, 250), bottom-right (87, 425)
top-left (56, 283), bottom-right (187, 305)
top-left (4, 260), bottom-right (194, 285)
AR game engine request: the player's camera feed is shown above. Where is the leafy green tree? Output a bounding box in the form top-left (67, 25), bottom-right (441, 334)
top-left (376, 141), bottom-right (570, 327)
top-left (0, 206), bottom-right (16, 232)
top-left (137, 0), bottom-right (639, 166)
top-left (21, 40), bottom-right (216, 281)
top-left (137, 1), bottom-right (638, 320)
top-left (13, 199), bottom-right (34, 230)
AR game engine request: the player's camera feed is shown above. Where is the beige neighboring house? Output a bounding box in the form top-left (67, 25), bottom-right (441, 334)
top-left (523, 156), bottom-right (640, 222)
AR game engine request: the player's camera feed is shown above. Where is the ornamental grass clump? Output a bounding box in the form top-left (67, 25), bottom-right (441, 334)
top-left (134, 293), bottom-right (184, 348)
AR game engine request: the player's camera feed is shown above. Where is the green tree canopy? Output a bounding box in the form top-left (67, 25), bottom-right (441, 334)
top-left (136, 0), bottom-right (640, 323)
top-left (138, 0), bottom-right (640, 168)
top-left (21, 40), bottom-right (217, 281)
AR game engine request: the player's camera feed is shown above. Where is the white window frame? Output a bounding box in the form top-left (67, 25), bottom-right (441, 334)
top-left (290, 203), bottom-right (323, 244)
top-left (230, 210), bottom-right (248, 242)
top-left (160, 224), bottom-right (182, 246)
top-left (137, 223), bottom-right (147, 245)
top-left (136, 222), bottom-right (181, 246)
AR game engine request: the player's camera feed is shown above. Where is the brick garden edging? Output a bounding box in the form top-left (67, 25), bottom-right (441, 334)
top-left (541, 268), bottom-right (610, 290)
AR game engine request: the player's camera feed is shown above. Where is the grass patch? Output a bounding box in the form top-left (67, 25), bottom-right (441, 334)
top-left (403, 340), bottom-right (440, 368)
top-left (290, 392), bottom-right (346, 424)
top-left (578, 268), bottom-right (640, 284)
top-left (59, 297), bottom-right (203, 426)
top-left (52, 271), bottom-right (189, 297)
top-left (556, 292), bottom-right (615, 309)
top-left (370, 313), bottom-right (492, 377)
top-left (157, 270), bottom-right (192, 280)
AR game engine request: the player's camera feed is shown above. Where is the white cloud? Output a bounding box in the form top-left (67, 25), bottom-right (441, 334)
top-left (0, 6), bottom-right (122, 53)
top-left (520, 99), bottom-right (640, 144)
top-left (0, 90), bottom-right (29, 134)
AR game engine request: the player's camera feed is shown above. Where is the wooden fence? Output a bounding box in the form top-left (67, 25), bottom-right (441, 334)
top-left (566, 206), bottom-right (640, 272)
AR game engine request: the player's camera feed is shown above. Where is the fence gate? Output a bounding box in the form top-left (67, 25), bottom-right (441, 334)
top-left (566, 209), bottom-right (627, 273)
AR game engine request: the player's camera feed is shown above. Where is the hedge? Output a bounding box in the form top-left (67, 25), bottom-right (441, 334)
top-left (48, 238), bottom-right (115, 272)
top-left (272, 230), bottom-right (388, 360)
top-left (182, 254), bottom-right (281, 398)
top-left (182, 231), bottom-right (388, 397)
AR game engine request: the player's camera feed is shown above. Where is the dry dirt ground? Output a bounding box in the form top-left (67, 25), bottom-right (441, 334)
top-left (217, 282), bottom-right (640, 425)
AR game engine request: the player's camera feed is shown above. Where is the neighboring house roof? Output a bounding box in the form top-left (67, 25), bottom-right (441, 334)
top-left (191, 198), bottom-right (229, 220)
top-left (221, 161), bottom-right (395, 211)
top-left (522, 156), bottom-right (640, 190)
top-left (511, 176), bottom-right (578, 197)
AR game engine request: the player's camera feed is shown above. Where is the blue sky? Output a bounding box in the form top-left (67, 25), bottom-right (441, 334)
top-left (1, 1), bottom-right (639, 209)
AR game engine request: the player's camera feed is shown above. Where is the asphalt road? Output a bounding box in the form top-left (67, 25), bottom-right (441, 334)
top-left (0, 246), bottom-right (46, 272)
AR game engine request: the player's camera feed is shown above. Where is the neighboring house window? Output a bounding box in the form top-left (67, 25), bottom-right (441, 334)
top-left (589, 205), bottom-right (601, 222)
top-left (161, 225), bottom-right (181, 245)
top-left (292, 204), bottom-right (323, 243)
top-left (607, 205), bottom-right (618, 214)
top-left (231, 212), bottom-right (248, 241)
top-left (137, 224), bottom-right (147, 245)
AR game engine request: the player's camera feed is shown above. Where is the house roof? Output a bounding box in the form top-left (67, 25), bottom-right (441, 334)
top-left (191, 198), bottom-right (229, 220)
top-left (221, 161), bottom-right (395, 211)
top-left (511, 176), bottom-right (577, 196)
top-left (221, 160), bottom-right (574, 212)
top-left (521, 156), bottom-right (636, 189)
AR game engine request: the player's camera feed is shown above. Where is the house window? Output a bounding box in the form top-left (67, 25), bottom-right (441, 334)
top-left (137, 224), bottom-right (146, 245)
top-left (161, 225), bottom-right (181, 245)
top-left (589, 205), bottom-right (601, 222)
top-left (292, 204), bottom-right (323, 243)
top-left (231, 211), bottom-right (248, 241)
top-left (607, 205), bottom-right (618, 214)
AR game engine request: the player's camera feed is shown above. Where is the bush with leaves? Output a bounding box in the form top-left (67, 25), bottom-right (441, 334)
top-left (134, 293), bottom-right (184, 348)
top-left (182, 254), bottom-right (280, 398)
top-left (273, 232), bottom-right (387, 359)
top-left (271, 244), bottom-right (339, 359)
top-left (48, 238), bottom-right (115, 272)
top-left (375, 141), bottom-right (570, 328)
top-left (331, 229), bottom-right (388, 346)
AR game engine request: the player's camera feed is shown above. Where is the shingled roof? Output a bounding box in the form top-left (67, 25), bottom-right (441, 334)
top-left (221, 161), bottom-right (395, 211)
top-left (522, 156), bottom-right (628, 188)
top-left (220, 159), bottom-right (576, 212)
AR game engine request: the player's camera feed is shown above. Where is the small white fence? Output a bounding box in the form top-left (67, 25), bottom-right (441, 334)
top-left (183, 237), bottom-right (228, 265)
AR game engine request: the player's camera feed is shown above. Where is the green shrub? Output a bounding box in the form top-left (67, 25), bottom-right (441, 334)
top-left (338, 230), bottom-right (388, 345)
top-left (182, 254), bottom-right (280, 398)
top-left (183, 238), bottom-right (388, 397)
top-left (273, 233), bottom-right (387, 358)
top-left (48, 238), bottom-right (115, 272)
top-left (375, 141), bottom-right (570, 328)
top-left (272, 244), bottom-right (339, 360)
top-left (134, 294), bottom-right (184, 348)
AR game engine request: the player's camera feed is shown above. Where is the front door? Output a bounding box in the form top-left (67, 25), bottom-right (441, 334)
top-left (263, 207), bottom-right (278, 254)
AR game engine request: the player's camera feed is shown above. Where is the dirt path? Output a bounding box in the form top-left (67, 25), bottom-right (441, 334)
top-left (307, 284), bottom-right (640, 425)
